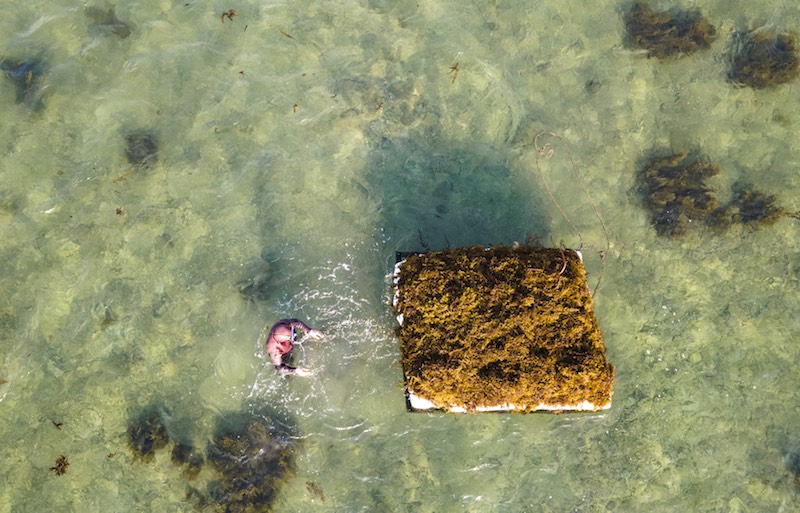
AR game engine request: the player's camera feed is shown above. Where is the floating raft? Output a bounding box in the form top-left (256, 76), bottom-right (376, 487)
top-left (393, 245), bottom-right (614, 413)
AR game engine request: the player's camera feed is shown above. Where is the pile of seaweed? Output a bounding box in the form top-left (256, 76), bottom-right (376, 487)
top-left (624, 1), bottom-right (716, 59)
top-left (394, 245), bottom-right (614, 412)
top-left (639, 152), bottom-right (792, 237)
top-left (727, 28), bottom-right (800, 88)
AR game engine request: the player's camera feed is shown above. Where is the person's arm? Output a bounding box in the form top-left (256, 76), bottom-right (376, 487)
top-left (275, 362), bottom-right (300, 374)
top-left (269, 349), bottom-right (286, 369)
top-left (276, 363), bottom-right (312, 376)
top-left (285, 318), bottom-right (312, 334)
top-left (287, 318), bottom-right (325, 339)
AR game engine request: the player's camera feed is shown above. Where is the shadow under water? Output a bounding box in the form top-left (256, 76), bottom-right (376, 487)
top-left (0, 57), bottom-right (47, 110)
top-left (363, 129), bottom-right (551, 253)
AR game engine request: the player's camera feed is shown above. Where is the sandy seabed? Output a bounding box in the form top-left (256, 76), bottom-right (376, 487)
top-left (2, 1), bottom-right (800, 511)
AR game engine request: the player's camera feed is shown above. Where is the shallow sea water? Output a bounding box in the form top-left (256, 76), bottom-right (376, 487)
top-left (3, 0), bottom-right (800, 511)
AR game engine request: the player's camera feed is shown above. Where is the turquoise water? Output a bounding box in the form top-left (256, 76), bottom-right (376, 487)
top-left (2, 1), bottom-right (800, 511)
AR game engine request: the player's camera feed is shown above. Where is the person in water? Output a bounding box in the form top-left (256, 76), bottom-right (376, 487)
top-left (265, 318), bottom-right (324, 376)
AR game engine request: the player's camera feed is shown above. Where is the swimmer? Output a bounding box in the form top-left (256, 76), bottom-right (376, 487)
top-left (265, 318), bottom-right (324, 376)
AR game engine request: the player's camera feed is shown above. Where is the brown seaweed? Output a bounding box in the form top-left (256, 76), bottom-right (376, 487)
top-left (206, 419), bottom-right (295, 512)
top-left (728, 184), bottom-right (787, 226)
top-left (727, 29), bottom-right (800, 88)
top-left (639, 152), bottom-right (722, 237)
top-left (393, 245), bottom-right (614, 412)
top-left (172, 441), bottom-right (204, 479)
top-left (625, 1), bottom-right (716, 59)
top-left (171, 441), bottom-right (193, 465)
top-left (50, 455), bottom-right (69, 476)
top-left (306, 481), bottom-right (325, 502)
top-left (639, 153), bottom-right (796, 235)
top-left (127, 409), bottom-right (169, 462)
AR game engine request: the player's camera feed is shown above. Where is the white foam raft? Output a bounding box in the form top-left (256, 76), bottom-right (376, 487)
top-left (393, 245), bottom-right (614, 413)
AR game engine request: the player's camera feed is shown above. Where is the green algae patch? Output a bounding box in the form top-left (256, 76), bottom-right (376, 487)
top-left (393, 245), bottom-right (614, 413)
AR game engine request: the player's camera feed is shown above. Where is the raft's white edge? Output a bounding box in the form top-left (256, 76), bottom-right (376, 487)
top-left (393, 260), bottom-right (403, 324)
top-left (407, 390), bottom-right (611, 413)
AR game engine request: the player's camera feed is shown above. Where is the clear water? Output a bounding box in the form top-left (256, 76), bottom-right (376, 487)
top-left (2, 1), bottom-right (800, 511)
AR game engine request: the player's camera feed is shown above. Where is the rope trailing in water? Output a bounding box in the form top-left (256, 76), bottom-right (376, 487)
top-left (532, 131), bottom-right (611, 295)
